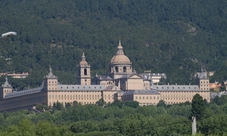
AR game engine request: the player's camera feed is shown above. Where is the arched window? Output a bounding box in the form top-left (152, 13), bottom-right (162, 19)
top-left (84, 68), bottom-right (87, 75)
top-left (115, 67), bottom-right (118, 72)
top-left (123, 66), bottom-right (126, 72)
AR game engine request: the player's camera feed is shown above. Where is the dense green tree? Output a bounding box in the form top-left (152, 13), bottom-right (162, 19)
top-left (167, 104), bottom-right (191, 118)
top-left (123, 101), bottom-right (139, 108)
top-left (65, 103), bottom-right (72, 108)
top-left (191, 94), bottom-right (206, 120)
top-left (53, 101), bottom-right (64, 111)
top-left (36, 103), bottom-right (48, 112)
top-left (157, 100), bottom-right (167, 108)
top-left (17, 119), bottom-right (35, 136)
top-left (212, 95), bottom-right (227, 105)
top-left (3, 101), bottom-right (227, 135)
top-left (36, 121), bottom-right (60, 136)
top-left (96, 98), bottom-right (106, 106)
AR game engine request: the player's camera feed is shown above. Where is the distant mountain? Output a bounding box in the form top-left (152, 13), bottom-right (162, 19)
top-left (0, 0), bottom-right (227, 89)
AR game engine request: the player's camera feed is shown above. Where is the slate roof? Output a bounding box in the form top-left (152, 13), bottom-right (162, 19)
top-left (58, 85), bottom-right (106, 91)
top-left (4, 86), bottom-right (43, 98)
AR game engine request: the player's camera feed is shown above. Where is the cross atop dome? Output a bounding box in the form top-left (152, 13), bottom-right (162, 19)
top-left (117, 37), bottom-right (124, 55)
top-left (82, 52), bottom-right (86, 61)
top-left (110, 37), bottom-right (131, 64)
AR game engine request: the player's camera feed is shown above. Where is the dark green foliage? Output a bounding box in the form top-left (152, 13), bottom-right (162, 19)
top-left (220, 81), bottom-right (226, 91)
top-left (53, 101), bottom-right (63, 111)
top-left (212, 95), bottom-right (227, 105)
top-left (0, 0), bottom-right (226, 89)
top-left (65, 103), bottom-right (72, 108)
top-left (35, 103), bottom-right (48, 112)
top-left (157, 100), bottom-right (167, 108)
top-left (96, 98), bottom-right (106, 106)
top-left (124, 101), bottom-right (139, 108)
top-left (2, 102), bottom-right (227, 135)
top-left (109, 100), bottom-right (139, 108)
top-left (74, 131), bottom-right (121, 136)
top-left (191, 94), bottom-right (206, 120)
top-left (198, 114), bottom-right (227, 136)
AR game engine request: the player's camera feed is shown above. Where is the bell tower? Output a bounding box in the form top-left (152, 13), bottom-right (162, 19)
top-left (78, 52), bottom-right (91, 85)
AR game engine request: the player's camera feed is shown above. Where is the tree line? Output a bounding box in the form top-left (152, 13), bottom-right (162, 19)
top-left (0, 94), bottom-right (227, 135)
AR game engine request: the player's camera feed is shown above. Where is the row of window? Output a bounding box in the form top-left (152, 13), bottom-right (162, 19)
top-left (49, 101), bottom-right (95, 106)
top-left (49, 95), bottom-right (101, 97)
top-left (158, 87), bottom-right (198, 89)
top-left (4, 90), bottom-right (11, 93)
top-left (200, 88), bottom-right (209, 90)
top-left (135, 96), bottom-right (159, 100)
top-left (58, 86), bottom-right (103, 89)
top-left (48, 81), bottom-right (57, 83)
top-left (49, 91), bottom-right (101, 94)
top-left (104, 97), bottom-right (114, 100)
top-left (162, 95), bottom-right (209, 98)
top-left (164, 98), bottom-right (192, 100)
top-left (114, 66), bottom-right (128, 73)
top-left (200, 81), bottom-right (209, 84)
top-left (161, 91), bottom-right (207, 93)
top-left (50, 97), bottom-right (100, 100)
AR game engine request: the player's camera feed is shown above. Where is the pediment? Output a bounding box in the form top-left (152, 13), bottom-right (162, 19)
top-left (128, 74), bottom-right (143, 79)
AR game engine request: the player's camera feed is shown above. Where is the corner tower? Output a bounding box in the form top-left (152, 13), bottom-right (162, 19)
top-left (198, 68), bottom-right (209, 91)
top-left (109, 38), bottom-right (133, 79)
top-left (0, 77), bottom-right (13, 99)
top-left (44, 67), bottom-right (58, 91)
top-left (78, 52), bottom-right (91, 85)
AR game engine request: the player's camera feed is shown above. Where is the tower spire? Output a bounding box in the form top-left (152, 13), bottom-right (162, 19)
top-left (119, 37), bottom-right (122, 47)
top-left (46, 66), bottom-right (56, 78)
top-left (117, 37), bottom-right (124, 55)
top-left (2, 76), bottom-right (11, 87)
top-left (80, 52), bottom-right (88, 65)
top-left (82, 52), bottom-right (86, 61)
top-left (78, 51), bottom-right (91, 85)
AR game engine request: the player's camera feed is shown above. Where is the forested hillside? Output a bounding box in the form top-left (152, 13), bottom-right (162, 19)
top-left (0, 0), bottom-right (227, 89)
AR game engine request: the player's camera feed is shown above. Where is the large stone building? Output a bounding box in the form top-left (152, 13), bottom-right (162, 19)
top-left (0, 38), bottom-right (210, 111)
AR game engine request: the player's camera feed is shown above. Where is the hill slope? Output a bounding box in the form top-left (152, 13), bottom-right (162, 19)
top-left (0, 0), bottom-right (227, 88)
